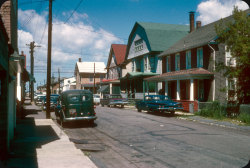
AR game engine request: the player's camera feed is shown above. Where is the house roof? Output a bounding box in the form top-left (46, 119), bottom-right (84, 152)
top-left (159, 9), bottom-right (250, 57)
top-left (111, 44), bottom-right (127, 65)
top-left (132, 22), bottom-right (189, 52)
top-left (76, 62), bottom-right (106, 73)
top-left (144, 68), bottom-right (213, 82)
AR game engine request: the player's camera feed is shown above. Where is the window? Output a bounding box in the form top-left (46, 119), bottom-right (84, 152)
top-left (186, 51), bottom-right (191, 69)
top-left (225, 47), bottom-right (236, 67)
top-left (175, 54), bottom-right (180, 71)
top-left (197, 48), bottom-right (203, 68)
top-left (89, 76), bottom-right (93, 82)
top-left (135, 39), bottom-right (143, 52)
top-left (136, 59), bottom-right (142, 72)
top-left (166, 56), bottom-right (171, 72)
top-left (144, 57), bottom-right (148, 71)
top-left (149, 56), bottom-right (155, 72)
top-left (132, 60), bottom-right (135, 72)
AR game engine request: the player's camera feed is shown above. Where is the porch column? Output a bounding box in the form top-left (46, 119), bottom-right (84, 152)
top-left (147, 81), bottom-right (149, 95)
top-left (110, 83), bottom-right (112, 94)
top-left (190, 79), bottom-right (194, 101)
top-left (143, 80), bottom-right (145, 99)
top-left (165, 81), bottom-right (168, 96)
top-left (177, 80), bottom-right (180, 100)
top-left (155, 82), bottom-right (158, 94)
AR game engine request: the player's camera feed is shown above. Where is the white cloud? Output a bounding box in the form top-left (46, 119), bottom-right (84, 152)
top-left (196, 0), bottom-right (249, 25)
top-left (18, 9), bottom-right (123, 84)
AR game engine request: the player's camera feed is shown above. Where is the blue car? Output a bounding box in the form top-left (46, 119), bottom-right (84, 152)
top-left (135, 95), bottom-right (183, 114)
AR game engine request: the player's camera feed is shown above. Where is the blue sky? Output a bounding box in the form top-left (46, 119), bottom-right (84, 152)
top-left (18, 0), bottom-right (248, 90)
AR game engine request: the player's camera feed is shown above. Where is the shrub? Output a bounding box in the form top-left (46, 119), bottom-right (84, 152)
top-left (196, 101), bottom-right (226, 119)
top-left (237, 113), bottom-right (250, 125)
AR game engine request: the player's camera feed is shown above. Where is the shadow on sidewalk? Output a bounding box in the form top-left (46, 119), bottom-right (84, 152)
top-left (6, 113), bottom-right (60, 167)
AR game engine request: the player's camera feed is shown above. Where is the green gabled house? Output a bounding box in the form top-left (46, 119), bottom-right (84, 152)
top-left (121, 22), bottom-right (189, 99)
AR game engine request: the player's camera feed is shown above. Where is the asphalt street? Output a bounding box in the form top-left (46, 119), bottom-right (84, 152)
top-left (62, 106), bottom-right (250, 168)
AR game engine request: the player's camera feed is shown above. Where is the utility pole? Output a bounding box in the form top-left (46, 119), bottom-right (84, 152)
top-left (26, 41), bottom-right (40, 102)
top-left (93, 62), bottom-right (95, 94)
top-left (46, 0), bottom-right (53, 119)
top-left (58, 68), bottom-right (61, 94)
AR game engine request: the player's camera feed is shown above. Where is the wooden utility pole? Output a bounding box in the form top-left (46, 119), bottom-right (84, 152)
top-left (58, 68), bottom-right (61, 94)
top-left (26, 41), bottom-right (40, 102)
top-left (93, 62), bottom-right (95, 94)
top-left (46, 0), bottom-right (53, 119)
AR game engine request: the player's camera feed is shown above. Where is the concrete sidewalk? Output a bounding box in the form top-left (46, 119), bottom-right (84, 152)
top-left (6, 99), bottom-right (97, 168)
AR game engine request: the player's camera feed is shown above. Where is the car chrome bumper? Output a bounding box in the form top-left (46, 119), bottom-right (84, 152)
top-left (157, 107), bottom-right (184, 110)
top-left (63, 116), bottom-right (97, 122)
top-left (109, 102), bottom-right (128, 105)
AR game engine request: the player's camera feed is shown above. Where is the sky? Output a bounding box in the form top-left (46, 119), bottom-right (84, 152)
top-left (17, 0), bottom-right (249, 90)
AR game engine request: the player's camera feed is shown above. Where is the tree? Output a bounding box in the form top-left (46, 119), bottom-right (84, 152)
top-left (215, 7), bottom-right (250, 104)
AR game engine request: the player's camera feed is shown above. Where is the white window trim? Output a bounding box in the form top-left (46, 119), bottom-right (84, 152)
top-left (186, 50), bottom-right (191, 69)
top-left (175, 53), bottom-right (180, 71)
top-left (197, 48), bottom-right (203, 68)
top-left (166, 56), bottom-right (171, 72)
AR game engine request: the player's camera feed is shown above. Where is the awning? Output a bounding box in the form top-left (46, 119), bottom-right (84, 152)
top-left (145, 68), bottom-right (214, 82)
top-left (97, 85), bottom-right (109, 93)
top-left (121, 72), bottom-right (159, 80)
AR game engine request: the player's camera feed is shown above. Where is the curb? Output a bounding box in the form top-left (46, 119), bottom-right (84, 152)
top-left (177, 116), bottom-right (250, 131)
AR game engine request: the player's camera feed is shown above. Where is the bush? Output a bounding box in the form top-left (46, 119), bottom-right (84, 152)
top-left (237, 113), bottom-right (250, 125)
top-left (196, 101), bottom-right (226, 119)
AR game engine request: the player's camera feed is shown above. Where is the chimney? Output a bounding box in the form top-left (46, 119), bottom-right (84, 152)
top-left (78, 58), bottom-right (81, 62)
top-left (196, 21), bottom-right (201, 29)
top-left (189, 11), bottom-right (195, 33)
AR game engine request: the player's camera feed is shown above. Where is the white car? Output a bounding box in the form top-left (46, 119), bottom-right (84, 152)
top-left (93, 94), bottom-right (100, 105)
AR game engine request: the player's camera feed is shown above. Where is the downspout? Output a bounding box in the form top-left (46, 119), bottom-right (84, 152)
top-left (208, 43), bottom-right (216, 101)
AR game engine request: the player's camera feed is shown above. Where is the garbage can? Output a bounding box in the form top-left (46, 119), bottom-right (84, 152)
top-left (189, 103), bottom-right (194, 113)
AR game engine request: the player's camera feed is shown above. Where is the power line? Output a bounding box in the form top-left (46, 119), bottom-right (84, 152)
top-left (64, 0), bottom-right (84, 24)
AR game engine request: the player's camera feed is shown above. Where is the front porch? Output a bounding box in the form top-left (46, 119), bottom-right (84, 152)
top-left (145, 68), bottom-right (214, 112)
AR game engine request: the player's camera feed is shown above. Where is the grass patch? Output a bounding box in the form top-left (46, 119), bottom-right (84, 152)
top-left (237, 113), bottom-right (250, 125)
top-left (195, 101), bottom-right (226, 120)
top-left (195, 101), bottom-right (250, 125)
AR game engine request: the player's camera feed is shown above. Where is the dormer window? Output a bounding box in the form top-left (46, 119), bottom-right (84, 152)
top-left (135, 39), bottom-right (143, 52)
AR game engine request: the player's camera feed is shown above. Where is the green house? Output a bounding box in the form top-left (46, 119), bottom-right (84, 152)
top-left (121, 22), bottom-right (189, 99)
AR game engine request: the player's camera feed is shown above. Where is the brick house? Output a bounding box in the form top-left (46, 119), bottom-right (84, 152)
top-left (100, 44), bottom-right (127, 95)
top-left (145, 10), bottom-right (250, 111)
top-left (75, 59), bottom-right (106, 93)
top-left (120, 22), bottom-right (189, 99)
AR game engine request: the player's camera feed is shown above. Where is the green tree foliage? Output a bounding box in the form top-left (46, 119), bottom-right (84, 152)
top-left (215, 7), bottom-right (250, 104)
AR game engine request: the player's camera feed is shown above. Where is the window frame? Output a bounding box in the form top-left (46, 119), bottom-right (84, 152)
top-left (197, 48), bottom-right (203, 68)
top-left (166, 56), bottom-right (171, 72)
top-left (175, 53), bottom-right (180, 71)
top-left (186, 50), bottom-right (191, 69)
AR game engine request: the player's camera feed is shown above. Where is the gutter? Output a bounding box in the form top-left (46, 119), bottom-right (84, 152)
top-left (208, 41), bottom-right (216, 101)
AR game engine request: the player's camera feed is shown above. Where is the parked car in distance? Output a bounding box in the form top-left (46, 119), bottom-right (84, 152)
top-left (55, 90), bottom-right (97, 126)
top-left (35, 95), bottom-right (46, 106)
top-left (100, 94), bottom-right (128, 108)
top-left (93, 94), bottom-right (100, 105)
top-left (42, 94), bottom-right (60, 111)
top-left (135, 95), bottom-right (183, 115)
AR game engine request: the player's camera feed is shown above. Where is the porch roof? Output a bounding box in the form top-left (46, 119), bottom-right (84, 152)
top-left (144, 68), bottom-right (213, 82)
top-left (121, 72), bottom-right (159, 79)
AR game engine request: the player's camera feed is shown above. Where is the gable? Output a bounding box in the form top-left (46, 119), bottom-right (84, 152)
top-left (126, 22), bottom-right (189, 61)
